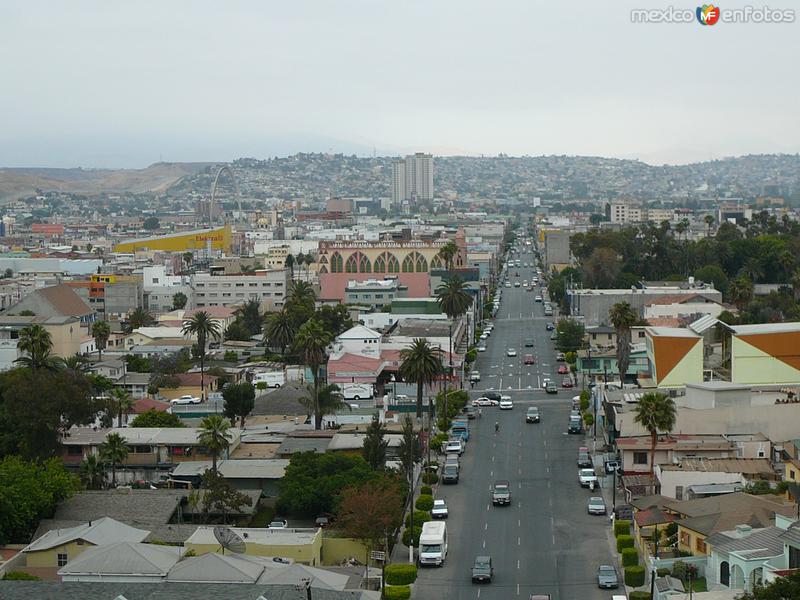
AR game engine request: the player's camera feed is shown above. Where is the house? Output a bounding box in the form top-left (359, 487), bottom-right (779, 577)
top-left (577, 344), bottom-right (650, 385)
top-left (0, 315), bottom-right (84, 370)
top-left (657, 457), bottom-right (777, 500)
top-left (616, 434), bottom-right (740, 475)
top-left (185, 526), bottom-right (323, 566)
top-left (644, 293), bottom-right (726, 321)
top-left (182, 306), bottom-right (237, 334)
top-left (21, 517), bottom-right (149, 572)
top-left (89, 360), bottom-right (151, 401)
top-left (706, 524), bottom-right (784, 592)
top-left (3, 284), bottom-right (95, 325)
top-left (170, 458), bottom-right (289, 496)
top-left (124, 326), bottom-right (190, 350)
top-left (57, 541), bottom-right (182, 582)
top-left (275, 431), bottom-right (334, 458)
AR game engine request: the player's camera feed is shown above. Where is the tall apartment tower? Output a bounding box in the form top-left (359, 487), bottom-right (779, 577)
top-left (391, 153), bottom-right (434, 205)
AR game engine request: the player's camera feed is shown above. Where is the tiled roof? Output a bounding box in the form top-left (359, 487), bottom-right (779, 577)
top-left (38, 284), bottom-right (93, 317)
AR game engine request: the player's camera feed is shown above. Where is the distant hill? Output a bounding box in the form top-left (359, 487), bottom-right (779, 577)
top-left (0, 162), bottom-right (215, 202)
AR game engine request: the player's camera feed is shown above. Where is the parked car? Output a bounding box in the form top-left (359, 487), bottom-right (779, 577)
top-left (269, 519), bottom-right (288, 528)
top-left (523, 354), bottom-right (535, 365)
top-left (597, 565), bottom-right (619, 589)
top-left (535, 295), bottom-right (543, 302)
top-left (577, 447), bottom-right (592, 467)
top-left (561, 378), bottom-right (573, 388)
top-left (432, 499), bottom-right (449, 519)
top-left (556, 352), bottom-right (566, 362)
top-left (579, 468), bottom-right (598, 488)
top-left (314, 515), bottom-right (331, 528)
top-left (483, 391), bottom-right (502, 401)
top-left (471, 556), bottom-right (493, 583)
top-left (588, 496), bottom-right (607, 515)
top-left (171, 395), bottom-right (201, 405)
top-left (546, 322), bottom-right (555, 331)
top-left (445, 440), bottom-right (464, 455)
top-left (462, 406), bottom-right (477, 419)
top-left (477, 344), bottom-right (487, 352)
top-left (469, 370), bottom-right (481, 383)
top-left (499, 397), bottom-right (513, 410)
top-left (526, 406), bottom-right (540, 423)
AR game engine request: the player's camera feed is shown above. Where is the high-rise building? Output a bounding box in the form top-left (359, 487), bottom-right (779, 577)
top-left (391, 153), bottom-right (434, 205)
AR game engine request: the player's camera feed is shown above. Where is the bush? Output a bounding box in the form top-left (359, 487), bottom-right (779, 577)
top-left (625, 565), bottom-right (646, 587)
top-left (420, 485), bottom-right (432, 496)
top-left (384, 585), bottom-right (411, 600)
top-left (401, 526), bottom-right (422, 547)
top-left (583, 413), bottom-right (594, 426)
top-left (565, 351), bottom-right (577, 364)
top-left (621, 547), bottom-right (639, 567)
top-left (415, 494), bottom-right (434, 511)
top-left (2, 572), bottom-right (41, 580)
top-left (616, 534), bottom-right (634, 552)
top-left (421, 472), bottom-right (438, 485)
top-left (614, 519), bottom-right (631, 537)
top-left (405, 510), bottom-right (431, 528)
top-left (656, 567), bottom-right (671, 577)
top-left (580, 397), bottom-right (590, 412)
top-left (384, 563), bottom-right (418, 585)
top-left (629, 592), bottom-right (652, 600)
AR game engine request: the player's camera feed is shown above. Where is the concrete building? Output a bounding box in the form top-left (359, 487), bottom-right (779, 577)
top-left (191, 269), bottom-right (289, 311)
top-left (66, 274), bottom-right (144, 318)
top-left (0, 315), bottom-right (84, 369)
top-left (730, 322), bottom-right (800, 386)
top-left (643, 294), bottom-right (726, 321)
top-left (543, 231), bottom-right (571, 272)
top-left (646, 327), bottom-right (704, 387)
top-left (656, 457), bottom-right (775, 500)
top-left (391, 153), bottom-right (434, 205)
top-left (344, 278), bottom-right (405, 307)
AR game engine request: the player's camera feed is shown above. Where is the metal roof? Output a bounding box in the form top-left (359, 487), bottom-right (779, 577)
top-left (23, 517), bottom-right (149, 553)
top-left (57, 542), bottom-right (182, 577)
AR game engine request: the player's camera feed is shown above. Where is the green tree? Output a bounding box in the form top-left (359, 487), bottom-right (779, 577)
top-left (264, 308), bottom-right (296, 356)
top-left (224, 318), bottom-right (253, 341)
top-left (703, 214), bottom-right (714, 237)
top-left (694, 264), bottom-right (730, 297)
top-left (285, 253), bottom-right (295, 279)
top-left (633, 392), bottom-right (677, 476)
top-left (172, 292), bottom-right (188, 310)
top-left (222, 382), bottom-right (256, 427)
top-left (436, 240), bottom-right (459, 270)
top-left (287, 280), bottom-right (316, 312)
top-left (200, 470), bottom-right (253, 524)
top-left (142, 216), bottom-right (160, 230)
top-left (361, 415), bottom-right (388, 470)
top-left (79, 454), bottom-right (105, 490)
top-left (182, 310), bottom-right (221, 400)
top-left (736, 569), bottom-right (800, 599)
top-left (399, 338), bottom-right (442, 419)
top-left (126, 307), bottom-right (155, 332)
top-left (397, 416), bottom-right (420, 481)
top-left (293, 319), bottom-right (333, 429)
top-left (556, 318), bottom-right (586, 353)
top-left (234, 299), bottom-right (262, 336)
top-left (100, 432), bottom-right (129, 487)
top-left (90, 320), bottom-right (111, 362)
top-left (298, 383), bottom-right (350, 430)
top-left (436, 275), bottom-right (473, 319)
top-left (730, 275), bottom-right (754, 310)
top-left (129, 409), bottom-right (185, 428)
top-left (609, 301), bottom-right (638, 386)
top-left (15, 324), bottom-right (59, 371)
top-left (197, 414), bottom-right (232, 474)
top-left (582, 247), bottom-right (622, 288)
top-left (314, 304), bottom-right (354, 337)
top-left (123, 354), bottom-right (151, 373)
top-left (110, 388), bottom-right (135, 428)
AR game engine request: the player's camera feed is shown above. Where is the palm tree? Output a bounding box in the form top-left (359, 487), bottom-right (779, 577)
top-left (730, 275), bottom-right (754, 310)
top-left (299, 383), bottom-right (351, 429)
top-left (633, 392), bottom-right (677, 476)
top-left (704, 214), bottom-right (715, 237)
top-left (609, 301), bottom-right (638, 386)
top-left (62, 354), bottom-right (91, 374)
top-left (285, 253), bottom-right (295, 280)
top-left (779, 251), bottom-right (795, 279)
top-left (15, 324), bottom-right (59, 370)
top-left (293, 319), bottom-right (333, 430)
top-left (437, 241), bottom-right (459, 271)
top-left (126, 307), bottom-right (155, 332)
top-left (399, 338), bottom-right (442, 419)
top-left (100, 432), bottom-right (129, 487)
top-left (264, 308), bottom-right (296, 356)
top-left (91, 320), bottom-right (111, 361)
top-left (740, 258), bottom-right (764, 284)
top-left (111, 388), bottom-right (135, 428)
top-left (182, 311), bottom-right (221, 401)
top-left (436, 275), bottom-right (473, 319)
top-left (304, 253), bottom-right (315, 281)
top-left (288, 280), bottom-right (316, 310)
top-left (80, 454), bottom-right (105, 490)
top-left (792, 268), bottom-right (800, 301)
top-left (197, 414), bottom-right (232, 474)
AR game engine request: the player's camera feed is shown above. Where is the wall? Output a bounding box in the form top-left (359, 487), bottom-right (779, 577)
top-left (25, 541), bottom-right (92, 568)
top-left (678, 525), bottom-right (709, 556)
top-left (46, 321), bottom-right (84, 359)
top-left (644, 301), bottom-right (724, 320)
top-left (320, 536), bottom-right (371, 566)
top-left (656, 468), bottom-right (746, 500)
top-left (114, 226), bottom-right (231, 253)
top-left (732, 335), bottom-right (800, 385)
top-left (658, 338), bottom-right (703, 387)
top-left (187, 536), bottom-right (322, 565)
top-left (321, 272), bottom-right (429, 302)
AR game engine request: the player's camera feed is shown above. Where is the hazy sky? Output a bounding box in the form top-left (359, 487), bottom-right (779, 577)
top-left (1, 0), bottom-right (798, 168)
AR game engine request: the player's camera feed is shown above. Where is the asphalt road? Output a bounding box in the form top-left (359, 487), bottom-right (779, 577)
top-left (414, 247), bottom-right (615, 600)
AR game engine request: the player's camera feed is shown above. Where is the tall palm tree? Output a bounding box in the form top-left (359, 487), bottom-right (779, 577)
top-left (111, 388), bottom-right (135, 428)
top-left (80, 454), bottom-right (105, 490)
top-left (704, 214), bottom-right (715, 237)
top-left (15, 324), bottom-right (59, 370)
top-left (730, 275), bottom-right (754, 310)
top-left (778, 251), bottom-right (795, 280)
top-left (792, 268), bottom-right (800, 301)
top-left (609, 301), bottom-right (638, 386)
top-left (285, 253), bottom-right (295, 280)
top-left (288, 280), bottom-right (316, 310)
top-left (633, 392), bottom-right (677, 476)
top-left (182, 311), bottom-right (221, 401)
top-left (740, 258), bottom-right (764, 284)
top-left (100, 432), bottom-right (129, 487)
top-left (264, 308), bottom-right (296, 356)
top-left (197, 414), bottom-right (232, 474)
top-left (126, 307), bottom-right (155, 332)
top-left (399, 338), bottom-right (442, 419)
top-left (293, 319), bottom-right (333, 430)
top-left (234, 299), bottom-right (262, 335)
top-left (299, 383), bottom-right (351, 429)
top-left (91, 320), bottom-right (111, 361)
top-left (304, 253), bottom-right (315, 281)
top-left (437, 241), bottom-right (459, 271)
top-left (436, 275), bottom-right (473, 320)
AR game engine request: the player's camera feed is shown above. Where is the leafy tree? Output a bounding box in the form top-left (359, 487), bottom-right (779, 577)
top-left (0, 456), bottom-right (79, 544)
top-left (609, 302), bottom-right (637, 385)
top-left (79, 454), bottom-right (105, 490)
top-left (234, 299), bottom-right (262, 336)
top-left (730, 275), bottom-right (754, 310)
top-left (15, 324), bottom-right (59, 371)
top-left (264, 309), bottom-right (296, 356)
top-left (362, 415), bottom-right (388, 470)
top-left (224, 318), bottom-right (253, 341)
top-left (293, 319), bottom-right (333, 429)
top-left (694, 264), bottom-right (730, 297)
top-left (399, 338), bottom-right (442, 419)
top-left (556, 318), bottom-right (585, 353)
top-left (197, 414), bottom-right (231, 474)
top-left (124, 354), bottom-right (151, 373)
top-left (436, 275), bottom-right (473, 319)
top-left (100, 432), bottom-right (129, 487)
top-left (91, 320), bottom-right (111, 361)
top-left (397, 416), bottom-right (421, 481)
top-left (142, 216), bottom-right (160, 230)
top-left (182, 311), bottom-right (221, 400)
top-left (172, 292), bottom-right (188, 310)
top-left (129, 409), bottom-right (185, 428)
top-left (277, 451), bottom-right (378, 517)
top-left (314, 304), bottom-right (353, 337)
top-left (633, 392), bottom-right (677, 476)
top-left (298, 383), bottom-right (350, 430)
top-left (126, 307), bottom-right (155, 332)
top-left (200, 470), bottom-right (253, 524)
top-left (582, 247), bottom-right (622, 288)
top-left (222, 382), bottom-right (256, 427)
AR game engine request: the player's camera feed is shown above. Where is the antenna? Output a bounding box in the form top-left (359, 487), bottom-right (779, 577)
top-left (213, 526), bottom-right (246, 555)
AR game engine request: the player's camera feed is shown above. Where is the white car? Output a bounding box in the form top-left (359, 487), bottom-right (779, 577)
top-left (535, 295), bottom-right (543, 303)
top-left (171, 394), bottom-right (201, 405)
top-left (445, 440), bottom-right (464, 455)
top-left (505, 282), bottom-right (511, 288)
top-left (480, 332), bottom-right (489, 340)
top-left (473, 397), bottom-right (499, 406)
top-left (499, 397), bottom-right (513, 410)
top-left (431, 499), bottom-right (449, 519)
top-left (477, 344), bottom-right (487, 352)
top-left (579, 468), bottom-right (598, 487)
top-left (506, 348), bottom-right (517, 357)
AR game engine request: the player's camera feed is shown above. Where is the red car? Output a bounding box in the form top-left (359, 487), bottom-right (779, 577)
top-left (558, 365), bottom-right (569, 374)
top-left (561, 378), bottom-right (573, 388)
top-left (523, 354), bottom-right (535, 365)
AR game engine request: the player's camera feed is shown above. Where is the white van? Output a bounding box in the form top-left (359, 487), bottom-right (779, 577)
top-left (341, 383), bottom-right (373, 401)
top-left (418, 521), bottom-right (447, 567)
top-left (252, 371), bottom-right (285, 388)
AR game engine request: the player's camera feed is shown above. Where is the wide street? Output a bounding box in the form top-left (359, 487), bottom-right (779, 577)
top-left (414, 245), bottom-right (615, 600)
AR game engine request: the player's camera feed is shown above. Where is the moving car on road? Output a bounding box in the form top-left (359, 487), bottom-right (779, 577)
top-left (269, 519), bottom-right (288, 528)
top-left (556, 352), bottom-right (566, 362)
top-left (546, 322), bottom-right (555, 331)
top-left (558, 364), bottom-right (569, 374)
top-left (545, 381), bottom-right (558, 394)
top-left (506, 348), bottom-right (517, 357)
top-left (499, 397), bottom-right (513, 410)
top-left (526, 406), bottom-right (540, 423)
top-left (524, 338), bottom-right (534, 347)
top-left (471, 556), bottom-right (494, 583)
top-left (492, 480), bottom-right (511, 505)
top-left (534, 295), bottom-right (543, 302)
top-left (561, 378), bottom-right (573, 388)
top-left (469, 370), bottom-right (481, 383)
top-left (523, 354), bottom-right (535, 365)
top-left (473, 396), bottom-right (499, 406)
top-left (597, 565), bottom-right (619, 589)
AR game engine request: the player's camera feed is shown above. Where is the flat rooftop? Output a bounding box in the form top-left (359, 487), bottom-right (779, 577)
top-left (186, 526), bottom-right (320, 546)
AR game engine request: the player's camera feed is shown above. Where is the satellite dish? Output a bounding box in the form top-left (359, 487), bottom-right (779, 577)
top-left (213, 526), bottom-right (246, 554)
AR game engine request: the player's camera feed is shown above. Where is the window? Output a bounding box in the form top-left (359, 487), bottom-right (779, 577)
top-left (57, 553), bottom-right (68, 567)
top-left (592, 333), bottom-right (597, 340)
top-left (680, 531), bottom-right (691, 547)
top-left (695, 538), bottom-right (707, 553)
top-left (791, 470), bottom-right (796, 480)
top-left (67, 446), bottom-right (83, 456)
top-left (152, 277), bottom-right (159, 283)
top-left (638, 331), bottom-right (645, 338)
top-left (249, 282), bottom-right (258, 287)
top-left (375, 293), bottom-right (383, 299)
top-left (330, 252), bottom-right (343, 273)
top-left (790, 544), bottom-right (800, 569)
top-left (235, 283), bottom-right (244, 287)
top-left (633, 451), bottom-right (648, 465)
top-left (132, 445), bottom-right (152, 453)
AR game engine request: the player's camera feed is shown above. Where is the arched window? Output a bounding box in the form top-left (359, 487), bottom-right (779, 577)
top-left (359, 254), bottom-right (371, 273)
top-left (374, 254), bottom-right (386, 273)
top-left (386, 253), bottom-right (400, 273)
top-left (430, 255), bottom-right (443, 270)
top-left (345, 253), bottom-right (358, 273)
top-left (402, 254), bottom-right (415, 273)
top-left (403, 251), bottom-right (427, 273)
top-left (330, 252), bottom-right (343, 273)
top-left (415, 253), bottom-right (428, 273)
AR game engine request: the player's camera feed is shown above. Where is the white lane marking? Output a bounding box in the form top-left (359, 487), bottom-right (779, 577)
top-left (546, 466), bottom-right (550, 474)
top-left (518, 501), bottom-right (522, 508)
top-left (483, 539), bottom-right (486, 548)
top-left (492, 455), bottom-right (495, 462)
top-left (517, 536), bottom-right (521, 546)
top-left (518, 482), bottom-right (522, 489)
top-left (552, 533), bottom-right (556, 545)
top-left (517, 559), bottom-right (520, 569)
top-left (477, 588), bottom-right (481, 599)
top-left (517, 583), bottom-right (520, 596)
top-left (518, 519), bottom-right (521, 527)
top-left (543, 440), bottom-right (547, 447)
top-left (518, 468), bottom-right (522, 475)
top-left (485, 523), bottom-right (488, 531)
top-left (490, 470), bottom-right (493, 477)
top-left (548, 480), bottom-right (551, 489)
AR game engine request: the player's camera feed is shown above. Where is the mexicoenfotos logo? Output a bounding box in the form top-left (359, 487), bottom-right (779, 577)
top-left (696, 4), bottom-right (721, 25)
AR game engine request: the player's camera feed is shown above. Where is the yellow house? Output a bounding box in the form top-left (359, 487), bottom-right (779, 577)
top-left (22, 517), bottom-right (149, 569)
top-left (185, 526), bottom-right (323, 566)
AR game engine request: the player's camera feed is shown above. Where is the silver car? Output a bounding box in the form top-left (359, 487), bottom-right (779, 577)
top-left (588, 496), bottom-right (607, 515)
top-left (597, 565), bottom-right (619, 589)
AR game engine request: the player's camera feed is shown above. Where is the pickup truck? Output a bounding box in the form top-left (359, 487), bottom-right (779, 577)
top-left (431, 499), bottom-right (449, 519)
top-left (492, 480), bottom-right (511, 505)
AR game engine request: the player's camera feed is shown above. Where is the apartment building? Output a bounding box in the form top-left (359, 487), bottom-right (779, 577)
top-left (191, 269), bottom-right (289, 311)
